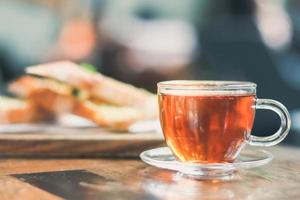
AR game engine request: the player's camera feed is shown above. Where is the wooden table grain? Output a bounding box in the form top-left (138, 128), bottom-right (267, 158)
top-left (0, 145), bottom-right (299, 200)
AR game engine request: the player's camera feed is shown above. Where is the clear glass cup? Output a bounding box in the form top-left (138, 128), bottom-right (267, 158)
top-left (157, 80), bottom-right (291, 163)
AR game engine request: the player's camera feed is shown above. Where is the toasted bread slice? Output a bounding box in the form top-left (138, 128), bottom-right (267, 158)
top-left (73, 101), bottom-right (142, 131)
top-left (26, 61), bottom-right (103, 90)
top-left (0, 96), bottom-right (50, 124)
top-left (29, 89), bottom-right (142, 130)
top-left (26, 61), bottom-right (157, 109)
top-left (9, 76), bottom-right (89, 101)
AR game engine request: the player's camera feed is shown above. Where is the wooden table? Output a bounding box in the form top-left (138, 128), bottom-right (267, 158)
top-left (0, 145), bottom-right (299, 200)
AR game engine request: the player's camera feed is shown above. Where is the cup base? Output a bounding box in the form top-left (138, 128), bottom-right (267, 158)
top-left (176, 172), bottom-right (234, 181)
top-left (140, 147), bottom-right (273, 180)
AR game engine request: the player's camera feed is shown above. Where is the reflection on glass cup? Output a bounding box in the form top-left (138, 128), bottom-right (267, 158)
top-left (158, 81), bottom-right (291, 163)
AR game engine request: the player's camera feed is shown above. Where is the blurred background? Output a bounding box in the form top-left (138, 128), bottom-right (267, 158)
top-left (0, 0), bottom-right (300, 145)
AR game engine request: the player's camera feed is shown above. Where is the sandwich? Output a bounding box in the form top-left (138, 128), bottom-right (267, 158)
top-left (25, 61), bottom-right (157, 117)
top-left (8, 61), bottom-right (158, 130)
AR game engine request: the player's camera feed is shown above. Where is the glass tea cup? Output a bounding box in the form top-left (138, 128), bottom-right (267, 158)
top-left (158, 81), bottom-right (291, 163)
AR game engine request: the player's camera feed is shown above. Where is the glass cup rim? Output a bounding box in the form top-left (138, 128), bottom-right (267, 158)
top-left (158, 80), bottom-right (257, 96)
top-left (158, 80), bottom-right (257, 90)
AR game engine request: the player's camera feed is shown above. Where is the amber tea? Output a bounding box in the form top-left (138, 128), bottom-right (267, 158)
top-left (159, 92), bottom-right (256, 163)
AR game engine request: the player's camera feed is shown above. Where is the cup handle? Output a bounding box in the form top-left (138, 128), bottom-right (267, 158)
top-left (248, 99), bottom-right (291, 147)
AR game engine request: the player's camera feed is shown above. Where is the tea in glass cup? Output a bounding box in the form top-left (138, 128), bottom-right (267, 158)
top-left (158, 81), bottom-right (290, 163)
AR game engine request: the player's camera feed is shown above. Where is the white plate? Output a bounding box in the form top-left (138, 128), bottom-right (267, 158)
top-left (0, 114), bottom-right (161, 134)
top-left (140, 147), bottom-right (273, 180)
